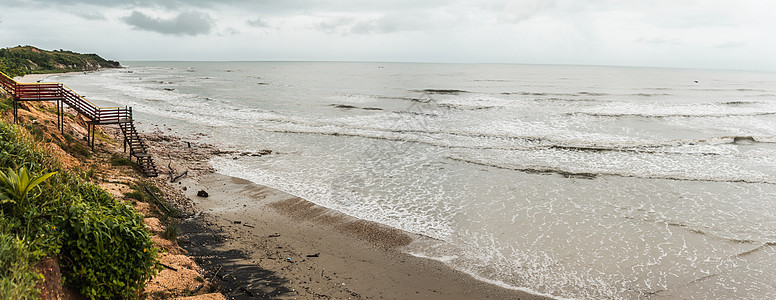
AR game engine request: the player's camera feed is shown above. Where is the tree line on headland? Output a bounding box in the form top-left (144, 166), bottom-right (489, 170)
top-left (0, 45), bottom-right (121, 78)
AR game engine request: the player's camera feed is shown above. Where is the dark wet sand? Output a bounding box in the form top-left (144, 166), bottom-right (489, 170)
top-left (172, 172), bottom-right (549, 300)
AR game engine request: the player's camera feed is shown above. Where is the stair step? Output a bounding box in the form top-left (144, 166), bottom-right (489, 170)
top-left (119, 120), bottom-right (157, 178)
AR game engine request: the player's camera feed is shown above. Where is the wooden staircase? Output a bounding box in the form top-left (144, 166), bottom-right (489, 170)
top-left (119, 121), bottom-right (158, 177)
top-left (0, 71), bottom-right (159, 177)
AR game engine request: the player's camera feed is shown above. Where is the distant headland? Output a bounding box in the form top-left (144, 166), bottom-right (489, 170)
top-left (0, 45), bottom-right (121, 78)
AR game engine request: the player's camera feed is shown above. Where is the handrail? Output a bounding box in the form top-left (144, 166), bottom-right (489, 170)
top-left (16, 82), bottom-right (59, 85)
top-left (0, 70), bottom-right (157, 176)
top-left (0, 72), bottom-right (132, 124)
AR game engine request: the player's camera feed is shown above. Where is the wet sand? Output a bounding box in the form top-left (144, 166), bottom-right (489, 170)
top-left (146, 131), bottom-right (549, 299)
top-left (14, 72), bottom-right (84, 83)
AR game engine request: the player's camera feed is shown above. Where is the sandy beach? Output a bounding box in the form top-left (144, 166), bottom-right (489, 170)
top-left (14, 72), bottom-right (86, 83)
top-left (141, 129), bottom-right (549, 299)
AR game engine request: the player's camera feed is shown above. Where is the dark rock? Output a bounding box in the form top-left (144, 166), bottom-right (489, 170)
top-left (197, 190), bottom-right (209, 197)
top-left (732, 136), bottom-right (756, 145)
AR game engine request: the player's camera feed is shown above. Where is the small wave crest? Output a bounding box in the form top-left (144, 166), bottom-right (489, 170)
top-left (447, 156), bottom-right (774, 184)
top-left (566, 112), bottom-right (776, 118)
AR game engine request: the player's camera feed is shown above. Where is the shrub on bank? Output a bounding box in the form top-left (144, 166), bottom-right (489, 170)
top-left (0, 232), bottom-right (41, 300)
top-left (0, 117), bottom-right (158, 299)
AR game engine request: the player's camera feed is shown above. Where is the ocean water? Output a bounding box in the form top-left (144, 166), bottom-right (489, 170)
top-left (53, 62), bottom-right (776, 299)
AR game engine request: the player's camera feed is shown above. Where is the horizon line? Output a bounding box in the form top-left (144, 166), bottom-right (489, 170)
top-left (115, 60), bottom-right (771, 73)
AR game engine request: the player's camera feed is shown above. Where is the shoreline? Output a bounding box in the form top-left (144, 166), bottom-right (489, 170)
top-left (14, 71), bottom-right (90, 83)
top-left (142, 129), bottom-right (550, 299)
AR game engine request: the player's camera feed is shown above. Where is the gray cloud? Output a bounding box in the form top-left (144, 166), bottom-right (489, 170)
top-left (123, 11), bottom-right (213, 36)
top-left (14, 0), bottom-right (208, 8)
top-left (17, 0), bottom-right (457, 15)
top-left (220, 27), bottom-right (241, 36)
top-left (73, 11), bottom-right (106, 20)
top-left (497, 0), bottom-right (558, 23)
top-left (3, 0), bottom-right (772, 71)
top-left (317, 17), bottom-right (355, 34)
top-left (635, 37), bottom-right (682, 46)
top-left (246, 18), bottom-right (269, 28)
top-left (715, 41), bottom-right (746, 49)
top-left (324, 11), bottom-right (456, 35)
top-left (352, 14), bottom-right (422, 34)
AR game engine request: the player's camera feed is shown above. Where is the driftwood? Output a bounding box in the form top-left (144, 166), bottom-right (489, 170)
top-left (240, 286), bottom-right (255, 297)
top-left (143, 186), bottom-right (171, 214)
top-left (211, 265), bottom-right (223, 282)
top-left (160, 263), bottom-right (178, 271)
top-left (190, 284), bottom-right (204, 295)
top-left (167, 155), bottom-right (173, 178)
top-left (170, 170), bottom-right (188, 183)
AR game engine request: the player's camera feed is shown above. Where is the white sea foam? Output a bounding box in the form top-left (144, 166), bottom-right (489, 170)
top-left (55, 63), bottom-right (776, 299)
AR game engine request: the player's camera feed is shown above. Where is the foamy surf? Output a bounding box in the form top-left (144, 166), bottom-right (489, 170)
top-left (55, 62), bottom-right (776, 299)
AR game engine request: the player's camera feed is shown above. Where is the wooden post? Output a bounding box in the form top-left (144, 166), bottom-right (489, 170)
top-left (57, 99), bottom-right (62, 132)
top-left (60, 100), bottom-right (64, 132)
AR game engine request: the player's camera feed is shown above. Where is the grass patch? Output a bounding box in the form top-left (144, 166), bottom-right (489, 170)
top-left (110, 153), bottom-right (135, 167)
top-left (0, 233), bottom-right (41, 300)
top-left (160, 223), bottom-right (179, 241)
top-left (0, 97), bottom-right (12, 114)
top-left (124, 190), bottom-right (146, 202)
top-left (56, 133), bottom-right (90, 159)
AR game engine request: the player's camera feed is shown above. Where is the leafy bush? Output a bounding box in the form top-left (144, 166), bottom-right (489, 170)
top-left (0, 166), bottom-right (57, 209)
top-left (61, 193), bottom-right (158, 299)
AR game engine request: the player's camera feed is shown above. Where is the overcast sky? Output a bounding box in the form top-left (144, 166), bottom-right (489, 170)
top-left (0, 0), bottom-right (774, 71)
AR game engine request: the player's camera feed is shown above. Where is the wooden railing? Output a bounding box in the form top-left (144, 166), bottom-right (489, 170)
top-left (0, 72), bottom-right (16, 94)
top-left (0, 71), bottom-right (131, 124)
top-left (0, 70), bottom-right (158, 177)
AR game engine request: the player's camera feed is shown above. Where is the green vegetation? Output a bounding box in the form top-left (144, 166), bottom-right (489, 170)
top-left (111, 153), bottom-right (136, 167)
top-left (0, 166), bottom-right (57, 208)
top-left (0, 233), bottom-right (41, 300)
top-left (58, 132), bottom-right (92, 159)
top-left (0, 117), bottom-right (158, 299)
top-left (0, 45), bottom-right (121, 78)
